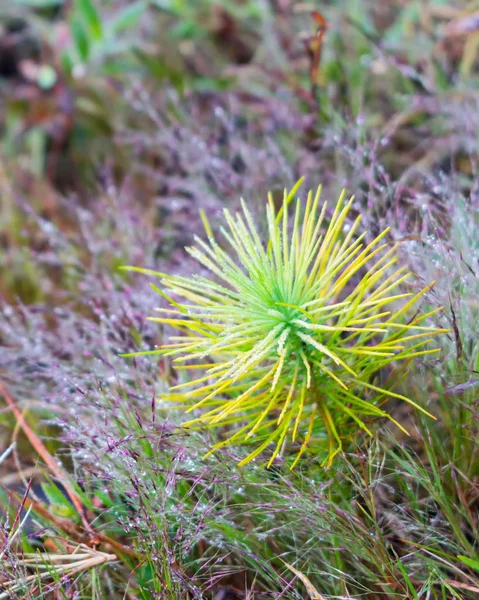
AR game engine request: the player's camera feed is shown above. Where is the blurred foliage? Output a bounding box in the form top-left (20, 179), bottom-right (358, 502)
top-left (1, 0), bottom-right (479, 598)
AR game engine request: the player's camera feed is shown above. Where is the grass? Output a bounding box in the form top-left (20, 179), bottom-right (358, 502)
top-left (1, 1), bottom-right (478, 598)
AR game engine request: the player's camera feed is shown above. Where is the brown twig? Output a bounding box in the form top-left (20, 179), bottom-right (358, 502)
top-left (0, 544), bottom-right (117, 598)
top-left (1, 483), bottom-right (139, 560)
top-left (301, 11), bottom-right (328, 106)
top-left (0, 381), bottom-right (96, 541)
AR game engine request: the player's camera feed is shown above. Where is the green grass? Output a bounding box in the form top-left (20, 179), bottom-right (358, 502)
top-left (1, 1), bottom-right (478, 598)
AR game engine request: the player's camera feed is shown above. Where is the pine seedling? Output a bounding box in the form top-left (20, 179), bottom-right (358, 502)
top-left (123, 179), bottom-right (447, 468)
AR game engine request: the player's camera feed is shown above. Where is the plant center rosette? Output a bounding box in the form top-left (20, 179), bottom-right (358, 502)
top-left (123, 179), bottom-right (447, 468)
